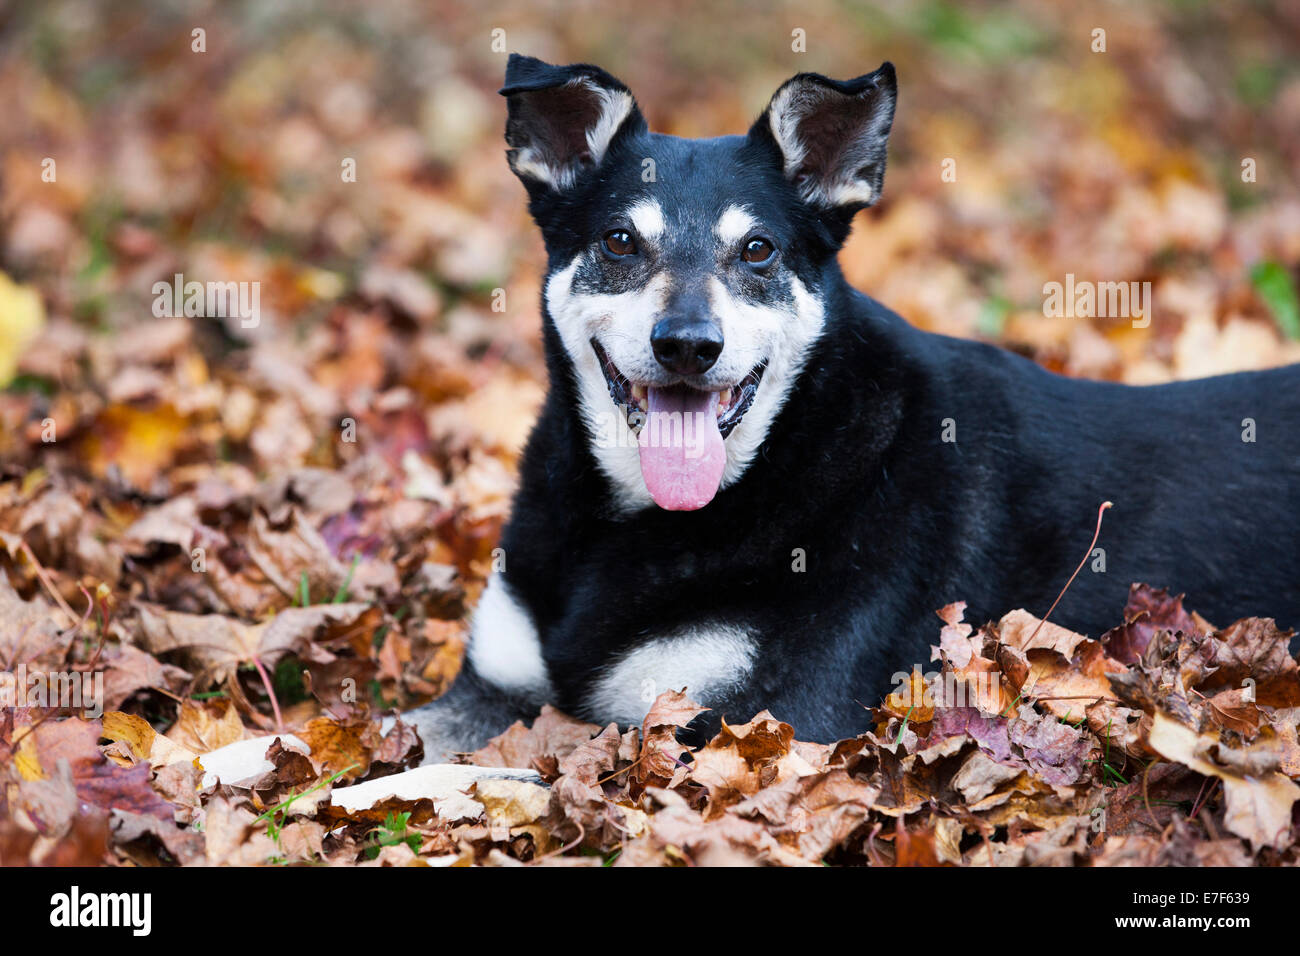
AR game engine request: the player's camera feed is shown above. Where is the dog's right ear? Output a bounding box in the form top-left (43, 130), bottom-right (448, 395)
top-left (500, 54), bottom-right (646, 192)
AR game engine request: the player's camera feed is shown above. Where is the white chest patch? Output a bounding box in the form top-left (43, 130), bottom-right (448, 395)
top-left (467, 576), bottom-right (553, 698)
top-left (586, 625), bottom-right (756, 727)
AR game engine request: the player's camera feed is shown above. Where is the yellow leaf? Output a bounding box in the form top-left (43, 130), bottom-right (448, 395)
top-left (14, 726), bottom-right (44, 781)
top-left (101, 710), bottom-right (156, 763)
top-left (0, 272), bottom-right (45, 387)
top-left (80, 403), bottom-right (191, 487)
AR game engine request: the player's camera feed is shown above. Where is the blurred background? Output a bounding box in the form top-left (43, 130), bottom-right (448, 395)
top-left (1, 0), bottom-right (1298, 710)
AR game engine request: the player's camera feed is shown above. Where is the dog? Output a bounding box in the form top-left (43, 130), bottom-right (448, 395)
top-left (405, 53), bottom-right (1300, 762)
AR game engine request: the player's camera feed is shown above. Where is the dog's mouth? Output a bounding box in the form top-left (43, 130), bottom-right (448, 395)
top-left (591, 340), bottom-right (765, 439)
top-left (591, 339), bottom-right (766, 511)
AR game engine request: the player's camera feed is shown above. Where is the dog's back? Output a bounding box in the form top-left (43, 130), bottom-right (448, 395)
top-left (866, 296), bottom-right (1300, 638)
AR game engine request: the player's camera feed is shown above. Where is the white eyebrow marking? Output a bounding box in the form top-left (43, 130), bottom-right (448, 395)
top-left (715, 205), bottom-right (758, 245)
top-left (625, 197), bottom-right (667, 241)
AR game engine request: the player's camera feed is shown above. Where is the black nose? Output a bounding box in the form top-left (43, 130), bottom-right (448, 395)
top-left (650, 318), bottom-right (723, 376)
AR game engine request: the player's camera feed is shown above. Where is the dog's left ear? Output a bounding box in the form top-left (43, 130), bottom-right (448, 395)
top-left (751, 63), bottom-right (897, 214)
top-left (500, 54), bottom-right (647, 192)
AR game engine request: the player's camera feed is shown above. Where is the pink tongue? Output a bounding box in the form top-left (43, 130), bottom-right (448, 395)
top-left (637, 386), bottom-right (726, 511)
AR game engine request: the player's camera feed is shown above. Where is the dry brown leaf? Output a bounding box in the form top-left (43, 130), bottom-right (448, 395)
top-left (1147, 711), bottom-right (1299, 852)
top-left (168, 698), bottom-right (245, 755)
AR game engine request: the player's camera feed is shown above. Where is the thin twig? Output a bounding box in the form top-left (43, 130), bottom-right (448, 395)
top-left (539, 821), bottom-right (586, 860)
top-left (1142, 760), bottom-right (1162, 832)
top-left (8, 709), bottom-right (58, 752)
top-left (250, 654), bottom-right (284, 731)
top-left (1025, 501), bottom-right (1113, 648)
top-left (1189, 777), bottom-right (1219, 823)
top-left (19, 539), bottom-right (77, 626)
top-left (81, 585), bottom-right (111, 671)
top-left (60, 586), bottom-right (96, 663)
top-left (596, 751), bottom-right (647, 786)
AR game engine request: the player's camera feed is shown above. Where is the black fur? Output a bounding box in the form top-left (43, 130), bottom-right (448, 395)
top-left (406, 56), bottom-right (1300, 758)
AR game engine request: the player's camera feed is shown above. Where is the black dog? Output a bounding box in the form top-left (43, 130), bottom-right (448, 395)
top-left (406, 54), bottom-right (1300, 760)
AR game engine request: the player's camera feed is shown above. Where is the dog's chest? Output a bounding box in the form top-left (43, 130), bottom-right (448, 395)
top-left (469, 573), bottom-right (762, 727)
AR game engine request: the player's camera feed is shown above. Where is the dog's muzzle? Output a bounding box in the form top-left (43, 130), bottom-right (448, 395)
top-left (592, 339), bottom-right (766, 510)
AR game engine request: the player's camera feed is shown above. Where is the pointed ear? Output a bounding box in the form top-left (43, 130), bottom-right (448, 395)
top-left (752, 63), bottom-right (897, 212)
top-left (500, 54), bottom-right (646, 192)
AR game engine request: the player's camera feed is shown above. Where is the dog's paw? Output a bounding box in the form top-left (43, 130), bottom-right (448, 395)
top-left (384, 700), bottom-right (505, 766)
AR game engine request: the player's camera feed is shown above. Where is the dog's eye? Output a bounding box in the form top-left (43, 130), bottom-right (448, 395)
top-left (742, 237), bottom-right (775, 264)
top-left (602, 230), bottom-right (638, 257)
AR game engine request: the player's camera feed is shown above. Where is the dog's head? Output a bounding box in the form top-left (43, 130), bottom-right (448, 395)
top-left (502, 54), bottom-right (896, 511)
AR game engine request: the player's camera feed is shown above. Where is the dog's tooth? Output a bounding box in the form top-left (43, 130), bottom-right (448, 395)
top-left (638, 398), bottom-right (648, 412)
top-left (631, 383), bottom-right (647, 401)
top-left (719, 388), bottom-right (733, 407)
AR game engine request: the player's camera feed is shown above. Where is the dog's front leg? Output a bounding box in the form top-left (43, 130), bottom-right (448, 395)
top-left (398, 576), bottom-right (554, 764)
top-left (398, 663), bottom-right (546, 764)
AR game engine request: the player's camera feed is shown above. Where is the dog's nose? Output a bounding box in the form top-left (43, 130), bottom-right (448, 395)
top-left (650, 319), bottom-right (723, 376)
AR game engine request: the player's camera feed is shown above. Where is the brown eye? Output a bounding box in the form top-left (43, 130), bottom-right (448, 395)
top-left (742, 237), bottom-right (775, 264)
top-left (603, 230), bottom-right (637, 257)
